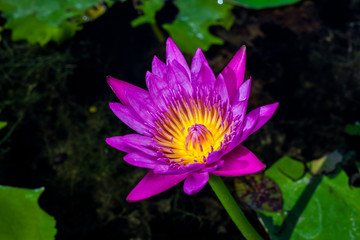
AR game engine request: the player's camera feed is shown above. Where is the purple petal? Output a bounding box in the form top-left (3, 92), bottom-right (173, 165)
top-left (221, 46), bottom-right (246, 87)
top-left (106, 134), bottom-right (158, 156)
top-left (154, 163), bottom-right (205, 175)
top-left (231, 78), bottom-right (251, 119)
top-left (125, 86), bottom-right (156, 123)
top-left (167, 61), bottom-right (193, 97)
top-left (183, 172), bottom-right (209, 195)
top-left (146, 71), bottom-right (171, 109)
top-left (212, 145), bottom-right (265, 176)
top-left (127, 170), bottom-right (188, 202)
top-left (202, 160), bottom-right (224, 172)
top-left (214, 73), bottom-right (229, 103)
top-left (124, 152), bottom-right (164, 169)
top-left (217, 69), bottom-right (237, 102)
top-left (109, 102), bottom-right (151, 136)
top-left (191, 48), bottom-right (208, 81)
top-left (193, 63), bottom-right (216, 90)
top-left (107, 76), bottom-right (147, 106)
top-left (151, 55), bottom-right (166, 78)
top-left (166, 38), bottom-right (190, 78)
top-left (239, 102), bottom-right (279, 143)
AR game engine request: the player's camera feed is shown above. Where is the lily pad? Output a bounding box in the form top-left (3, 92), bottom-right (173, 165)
top-left (163, 0), bottom-right (235, 53)
top-left (261, 166), bottom-right (360, 239)
top-left (270, 156), bottom-right (305, 181)
top-left (232, 0), bottom-right (301, 9)
top-left (234, 174), bottom-right (283, 212)
top-left (0, 186), bottom-right (57, 240)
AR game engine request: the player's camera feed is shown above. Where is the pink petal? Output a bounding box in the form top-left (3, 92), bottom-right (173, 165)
top-left (127, 170), bottom-right (188, 202)
top-left (124, 152), bottom-right (165, 169)
top-left (191, 48), bottom-right (208, 81)
top-left (107, 76), bottom-right (147, 106)
top-left (212, 145), bottom-right (265, 176)
top-left (106, 134), bottom-right (158, 156)
top-left (151, 55), bottom-right (167, 78)
top-left (239, 102), bottom-right (279, 143)
top-left (183, 172), bottom-right (209, 195)
top-left (109, 102), bottom-right (151, 136)
top-left (166, 38), bottom-right (190, 78)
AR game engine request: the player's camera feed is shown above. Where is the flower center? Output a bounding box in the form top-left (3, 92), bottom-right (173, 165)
top-left (153, 94), bottom-right (233, 166)
top-left (186, 124), bottom-right (213, 152)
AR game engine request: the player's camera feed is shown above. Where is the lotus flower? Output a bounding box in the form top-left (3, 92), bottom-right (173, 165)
top-left (106, 38), bottom-right (278, 202)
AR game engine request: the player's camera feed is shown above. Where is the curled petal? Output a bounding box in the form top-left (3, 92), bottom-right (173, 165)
top-left (166, 38), bottom-right (190, 79)
top-left (107, 76), bottom-right (147, 106)
top-left (212, 145), bottom-right (265, 176)
top-left (109, 102), bottom-right (151, 136)
top-left (127, 170), bottom-right (188, 202)
top-left (106, 134), bottom-right (158, 156)
top-left (183, 172), bottom-right (209, 195)
top-left (124, 152), bottom-right (165, 169)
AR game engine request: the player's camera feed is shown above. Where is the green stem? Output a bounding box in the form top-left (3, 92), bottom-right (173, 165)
top-left (208, 175), bottom-right (263, 240)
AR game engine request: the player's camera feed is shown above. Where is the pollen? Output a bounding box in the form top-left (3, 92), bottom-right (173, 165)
top-left (153, 94), bottom-right (233, 165)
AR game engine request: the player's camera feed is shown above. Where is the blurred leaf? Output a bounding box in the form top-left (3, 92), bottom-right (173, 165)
top-left (163, 0), bottom-right (235, 53)
top-left (345, 122), bottom-right (360, 136)
top-left (234, 175), bottom-right (282, 212)
top-left (270, 156), bottom-right (305, 181)
top-left (0, 121), bottom-right (7, 130)
top-left (6, 15), bottom-right (80, 46)
top-left (261, 165), bottom-right (360, 239)
top-left (231, 0), bottom-right (301, 9)
top-left (0, 0), bottom-right (110, 45)
top-left (131, 0), bottom-right (165, 27)
top-left (0, 186), bottom-right (57, 240)
top-left (309, 150), bottom-right (342, 176)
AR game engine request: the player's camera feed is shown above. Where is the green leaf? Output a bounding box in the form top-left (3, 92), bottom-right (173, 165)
top-left (231, 0), bottom-right (301, 9)
top-left (5, 15), bottom-right (80, 46)
top-left (0, 0), bottom-right (110, 45)
top-left (270, 156), bottom-right (305, 181)
top-left (234, 174), bottom-right (283, 212)
top-left (0, 186), bottom-right (57, 240)
top-left (345, 122), bottom-right (360, 136)
top-left (131, 0), bottom-right (165, 27)
top-left (261, 167), bottom-right (360, 239)
top-left (163, 0), bottom-right (235, 54)
top-left (0, 121), bottom-right (7, 130)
